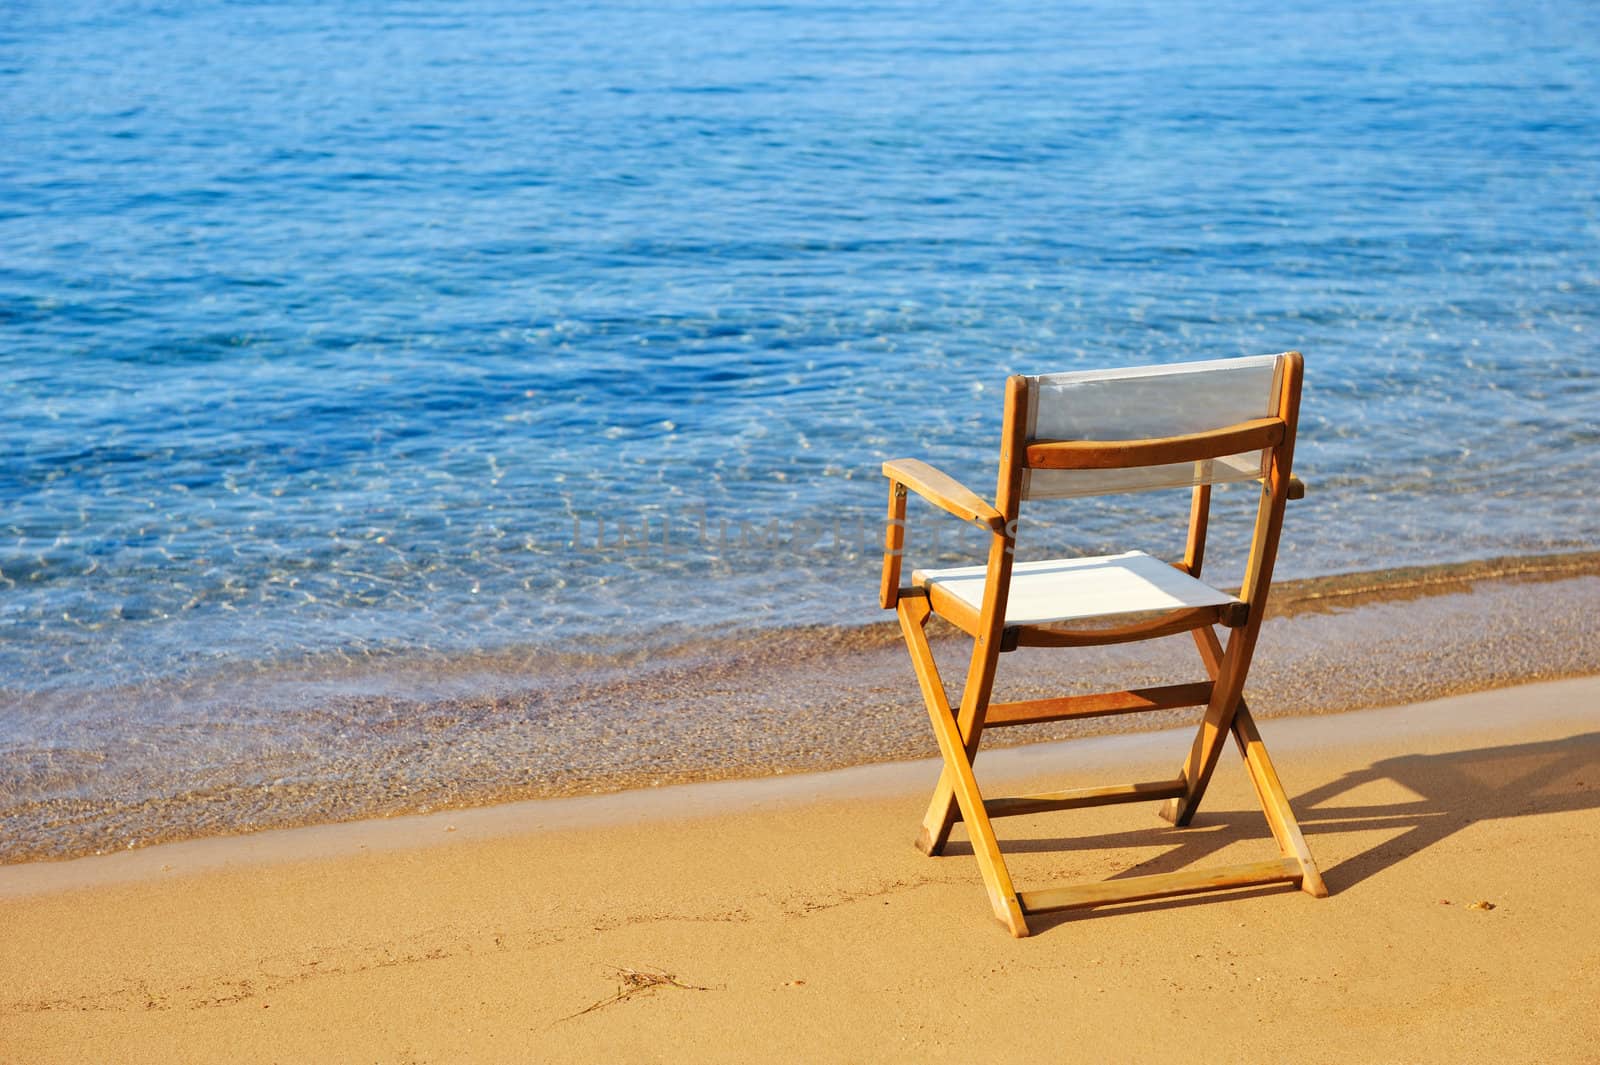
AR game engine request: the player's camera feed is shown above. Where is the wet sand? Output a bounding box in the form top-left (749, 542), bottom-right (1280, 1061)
top-left (3, 676), bottom-right (1597, 1062)
top-left (3, 552), bottom-right (1598, 864)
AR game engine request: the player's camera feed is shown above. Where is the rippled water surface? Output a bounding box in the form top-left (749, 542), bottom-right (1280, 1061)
top-left (2, 1), bottom-right (1599, 843)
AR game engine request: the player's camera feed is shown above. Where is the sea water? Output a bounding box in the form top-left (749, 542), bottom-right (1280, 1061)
top-left (2, 0), bottom-right (1598, 857)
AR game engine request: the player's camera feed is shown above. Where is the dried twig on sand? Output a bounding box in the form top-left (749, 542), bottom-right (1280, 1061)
top-left (566, 965), bottom-right (713, 1020)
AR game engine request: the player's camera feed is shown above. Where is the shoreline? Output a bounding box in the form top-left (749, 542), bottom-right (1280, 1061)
top-left (3, 676), bottom-right (1598, 1061)
top-left (2, 551), bottom-right (1597, 866)
top-left (3, 673), bottom-right (1597, 902)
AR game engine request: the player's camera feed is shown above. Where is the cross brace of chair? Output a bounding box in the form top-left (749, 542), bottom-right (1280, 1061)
top-left (982, 681), bottom-right (1215, 728)
top-left (1019, 858), bottom-right (1303, 914)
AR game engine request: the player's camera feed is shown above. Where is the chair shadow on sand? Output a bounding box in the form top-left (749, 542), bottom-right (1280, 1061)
top-left (939, 727), bottom-right (1600, 931)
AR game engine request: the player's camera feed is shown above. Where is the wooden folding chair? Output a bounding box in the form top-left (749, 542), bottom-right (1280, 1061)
top-left (880, 352), bottom-right (1326, 937)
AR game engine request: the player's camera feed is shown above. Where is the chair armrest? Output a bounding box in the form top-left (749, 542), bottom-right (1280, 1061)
top-left (879, 459), bottom-right (1005, 610)
top-left (881, 459), bottom-right (1005, 531)
top-left (1288, 475), bottom-right (1306, 501)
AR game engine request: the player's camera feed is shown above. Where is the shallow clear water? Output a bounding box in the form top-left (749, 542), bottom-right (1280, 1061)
top-left (3, 2), bottom-right (1598, 701)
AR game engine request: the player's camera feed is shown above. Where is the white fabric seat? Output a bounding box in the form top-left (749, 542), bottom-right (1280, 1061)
top-left (913, 550), bottom-right (1238, 627)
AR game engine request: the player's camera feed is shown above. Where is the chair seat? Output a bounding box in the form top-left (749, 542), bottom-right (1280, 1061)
top-left (913, 550), bottom-right (1239, 627)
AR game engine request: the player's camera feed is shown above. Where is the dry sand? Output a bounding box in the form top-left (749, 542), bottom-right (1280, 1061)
top-left (3, 676), bottom-right (1599, 1062)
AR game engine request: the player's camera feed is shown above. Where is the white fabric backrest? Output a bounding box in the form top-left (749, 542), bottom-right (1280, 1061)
top-left (1022, 354), bottom-right (1286, 500)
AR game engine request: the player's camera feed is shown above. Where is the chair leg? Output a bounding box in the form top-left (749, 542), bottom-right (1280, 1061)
top-left (909, 634), bottom-right (990, 857)
top-left (897, 598), bottom-right (1029, 937)
top-left (1164, 625), bottom-right (1326, 895)
top-left (1231, 704), bottom-right (1327, 896)
top-left (1162, 624), bottom-right (1256, 828)
top-left (916, 769), bottom-right (960, 857)
top-left (911, 645), bottom-right (961, 856)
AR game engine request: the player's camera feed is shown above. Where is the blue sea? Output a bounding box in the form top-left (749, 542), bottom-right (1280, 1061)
top-left (2, 0), bottom-right (1598, 857)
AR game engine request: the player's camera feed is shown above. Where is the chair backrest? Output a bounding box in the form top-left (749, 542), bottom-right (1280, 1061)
top-left (1018, 354), bottom-right (1289, 501)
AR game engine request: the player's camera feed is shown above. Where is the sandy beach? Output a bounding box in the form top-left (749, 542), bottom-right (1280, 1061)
top-left (4, 675), bottom-right (1598, 1063)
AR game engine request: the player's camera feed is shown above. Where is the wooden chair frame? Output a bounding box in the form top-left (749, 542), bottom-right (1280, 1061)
top-left (880, 352), bottom-right (1325, 936)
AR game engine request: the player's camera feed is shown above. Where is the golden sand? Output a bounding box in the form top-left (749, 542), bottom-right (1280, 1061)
top-left (3, 677), bottom-right (1597, 1062)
